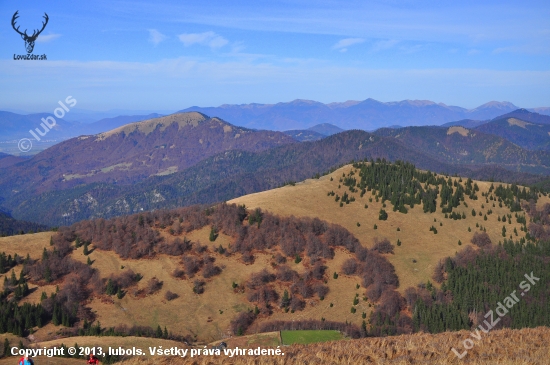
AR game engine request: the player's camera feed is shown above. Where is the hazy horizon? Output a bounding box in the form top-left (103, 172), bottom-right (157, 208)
top-left (1, 0), bottom-right (548, 112)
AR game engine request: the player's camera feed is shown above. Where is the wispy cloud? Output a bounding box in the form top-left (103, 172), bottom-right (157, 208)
top-left (178, 31), bottom-right (228, 49)
top-left (2, 58), bottom-right (549, 110)
top-left (493, 43), bottom-right (550, 55)
top-left (332, 38), bottom-right (364, 52)
top-left (36, 34), bottom-right (61, 43)
top-left (148, 29), bottom-right (167, 46)
top-left (399, 44), bottom-right (429, 54)
top-left (371, 39), bottom-right (399, 52)
top-left (468, 49), bottom-right (480, 55)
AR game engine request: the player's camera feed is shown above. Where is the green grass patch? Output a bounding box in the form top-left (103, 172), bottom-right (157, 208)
top-left (280, 330), bottom-right (344, 345)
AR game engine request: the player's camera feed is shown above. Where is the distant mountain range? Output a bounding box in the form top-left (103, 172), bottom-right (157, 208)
top-left (3, 99), bottom-right (549, 146)
top-left (179, 99), bottom-right (550, 131)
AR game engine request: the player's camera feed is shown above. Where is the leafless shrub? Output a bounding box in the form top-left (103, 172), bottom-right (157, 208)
top-left (310, 261), bottom-right (326, 280)
top-left (202, 261), bottom-right (222, 278)
top-left (247, 287), bottom-right (279, 304)
top-left (372, 238), bottom-right (394, 254)
top-left (342, 258), bottom-right (358, 275)
top-left (247, 269), bottom-right (276, 289)
top-left (276, 265), bottom-right (298, 282)
top-left (274, 253), bottom-right (287, 264)
top-left (183, 255), bottom-right (201, 277)
top-left (194, 242), bottom-right (208, 254)
top-left (164, 291), bottom-right (178, 301)
top-left (193, 280), bottom-right (205, 294)
top-left (171, 268), bottom-right (185, 279)
top-left (432, 260), bottom-right (445, 283)
top-left (158, 237), bottom-right (191, 256)
top-left (312, 283), bottom-right (329, 298)
top-left (290, 296), bottom-right (305, 311)
top-left (471, 231), bottom-right (492, 247)
top-left (146, 277), bottom-right (163, 294)
top-left (242, 252), bottom-right (255, 264)
top-left (229, 311), bottom-right (256, 335)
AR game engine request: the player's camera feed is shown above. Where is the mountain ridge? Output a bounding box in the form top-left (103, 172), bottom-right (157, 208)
top-left (2, 129), bottom-right (547, 226)
top-left (179, 99), bottom-right (541, 131)
top-left (0, 112), bottom-right (296, 193)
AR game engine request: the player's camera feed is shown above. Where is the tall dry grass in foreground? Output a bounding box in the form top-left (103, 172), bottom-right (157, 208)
top-left (119, 327), bottom-right (550, 365)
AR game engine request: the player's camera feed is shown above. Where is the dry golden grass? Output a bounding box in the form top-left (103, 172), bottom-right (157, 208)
top-left (230, 165), bottom-right (550, 291)
top-left (112, 327), bottom-right (550, 365)
top-left (6, 327), bottom-right (548, 365)
top-left (0, 232), bottom-right (52, 259)
top-left (71, 245), bottom-right (373, 340)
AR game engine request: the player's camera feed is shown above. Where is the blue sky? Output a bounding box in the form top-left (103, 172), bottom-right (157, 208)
top-left (0, 0), bottom-right (549, 112)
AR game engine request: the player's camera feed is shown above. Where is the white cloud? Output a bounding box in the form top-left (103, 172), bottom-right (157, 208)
top-left (178, 31), bottom-right (228, 49)
top-left (332, 38), bottom-right (364, 51)
top-left (468, 49), bottom-right (480, 55)
top-left (36, 34), bottom-right (61, 43)
top-left (371, 39), bottom-right (399, 52)
top-left (148, 29), bottom-right (167, 46)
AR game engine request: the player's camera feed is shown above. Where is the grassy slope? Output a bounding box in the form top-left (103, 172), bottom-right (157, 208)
top-left (0, 229), bottom-right (370, 341)
top-left (1, 166), bottom-right (548, 343)
top-left (230, 165), bottom-right (550, 291)
top-left (118, 327), bottom-right (550, 365)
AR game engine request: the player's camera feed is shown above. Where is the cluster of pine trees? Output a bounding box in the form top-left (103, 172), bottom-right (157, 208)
top-left (412, 239), bottom-right (550, 333)
top-left (334, 160), bottom-right (542, 220)
top-left (337, 160), bottom-right (470, 214)
top-left (0, 252), bottom-right (17, 275)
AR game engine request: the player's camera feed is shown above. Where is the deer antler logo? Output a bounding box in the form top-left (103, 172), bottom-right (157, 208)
top-left (11, 11), bottom-right (49, 54)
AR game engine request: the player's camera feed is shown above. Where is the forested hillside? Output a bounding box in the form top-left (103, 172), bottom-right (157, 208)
top-left (3, 131), bottom-right (545, 226)
top-left (0, 211), bottom-right (49, 237)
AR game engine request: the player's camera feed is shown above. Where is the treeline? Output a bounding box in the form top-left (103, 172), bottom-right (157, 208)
top-left (0, 211), bottom-right (49, 237)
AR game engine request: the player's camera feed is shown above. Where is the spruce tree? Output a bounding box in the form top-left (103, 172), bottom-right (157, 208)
top-left (209, 227), bottom-right (218, 242)
top-left (105, 279), bottom-right (115, 295)
top-left (3, 338), bottom-right (9, 357)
